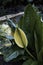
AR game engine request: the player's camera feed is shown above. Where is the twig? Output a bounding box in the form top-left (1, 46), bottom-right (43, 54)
top-left (0, 12), bottom-right (24, 21)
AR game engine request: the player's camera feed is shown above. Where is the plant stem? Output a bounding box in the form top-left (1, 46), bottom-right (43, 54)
top-left (25, 47), bottom-right (36, 60)
top-left (17, 28), bottom-right (35, 60)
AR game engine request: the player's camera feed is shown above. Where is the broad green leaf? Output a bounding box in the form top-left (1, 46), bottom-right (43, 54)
top-left (34, 22), bottom-right (43, 61)
top-left (42, 22), bottom-right (43, 44)
top-left (23, 59), bottom-right (38, 65)
top-left (34, 32), bottom-right (39, 59)
top-left (22, 59), bottom-right (34, 65)
top-left (18, 4), bottom-right (42, 55)
top-left (31, 61), bottom-right (38, 65)
top-left (38, 47), bottom-right (43, 62)
top-left (35, 16), bottom-right (42, 52)
top-left (18, 4), bottom-right (37, 52)
top-left (38, 62), bottom-right (43, 65)
top-left (14, 28), bottom-right (28, 48)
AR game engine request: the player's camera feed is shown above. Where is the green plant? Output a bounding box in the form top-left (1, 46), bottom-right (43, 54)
top-left (0, 4), bottom-right (43, 65)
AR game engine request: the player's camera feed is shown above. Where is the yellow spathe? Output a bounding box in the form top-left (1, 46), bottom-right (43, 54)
top-left (14, 28), bottom-right (28, 48)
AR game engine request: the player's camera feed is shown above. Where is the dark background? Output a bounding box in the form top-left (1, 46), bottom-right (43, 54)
top-left (0, 0), bottom-right (43, 16)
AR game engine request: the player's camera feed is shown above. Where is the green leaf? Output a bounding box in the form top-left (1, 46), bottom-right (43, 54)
top-left (22, 59), bottom-right (34, 65)
top-left (34, 32), bottom-right (39, 59)
top-left (18, 4), bottom-right (38, 52)
top-left (34, 20), bottom-right (43, 59)
top-left (35, 17), bottom-right (42, 52)
top-left (31, 61), bottom-right (38, 65)
top-left (38, 47), bottom-right (43, 62)
top-left (23, 59), bottom-right (38, 65)
top-left (42, 22), bottom-right (43, 44)
top-left (34, 22), bottom-right (43, 62)
top-left (32, 8), bottom-right (42, 53)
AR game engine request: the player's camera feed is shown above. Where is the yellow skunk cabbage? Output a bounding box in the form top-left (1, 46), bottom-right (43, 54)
top-left (14, 28), bottom-right (28, 48)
